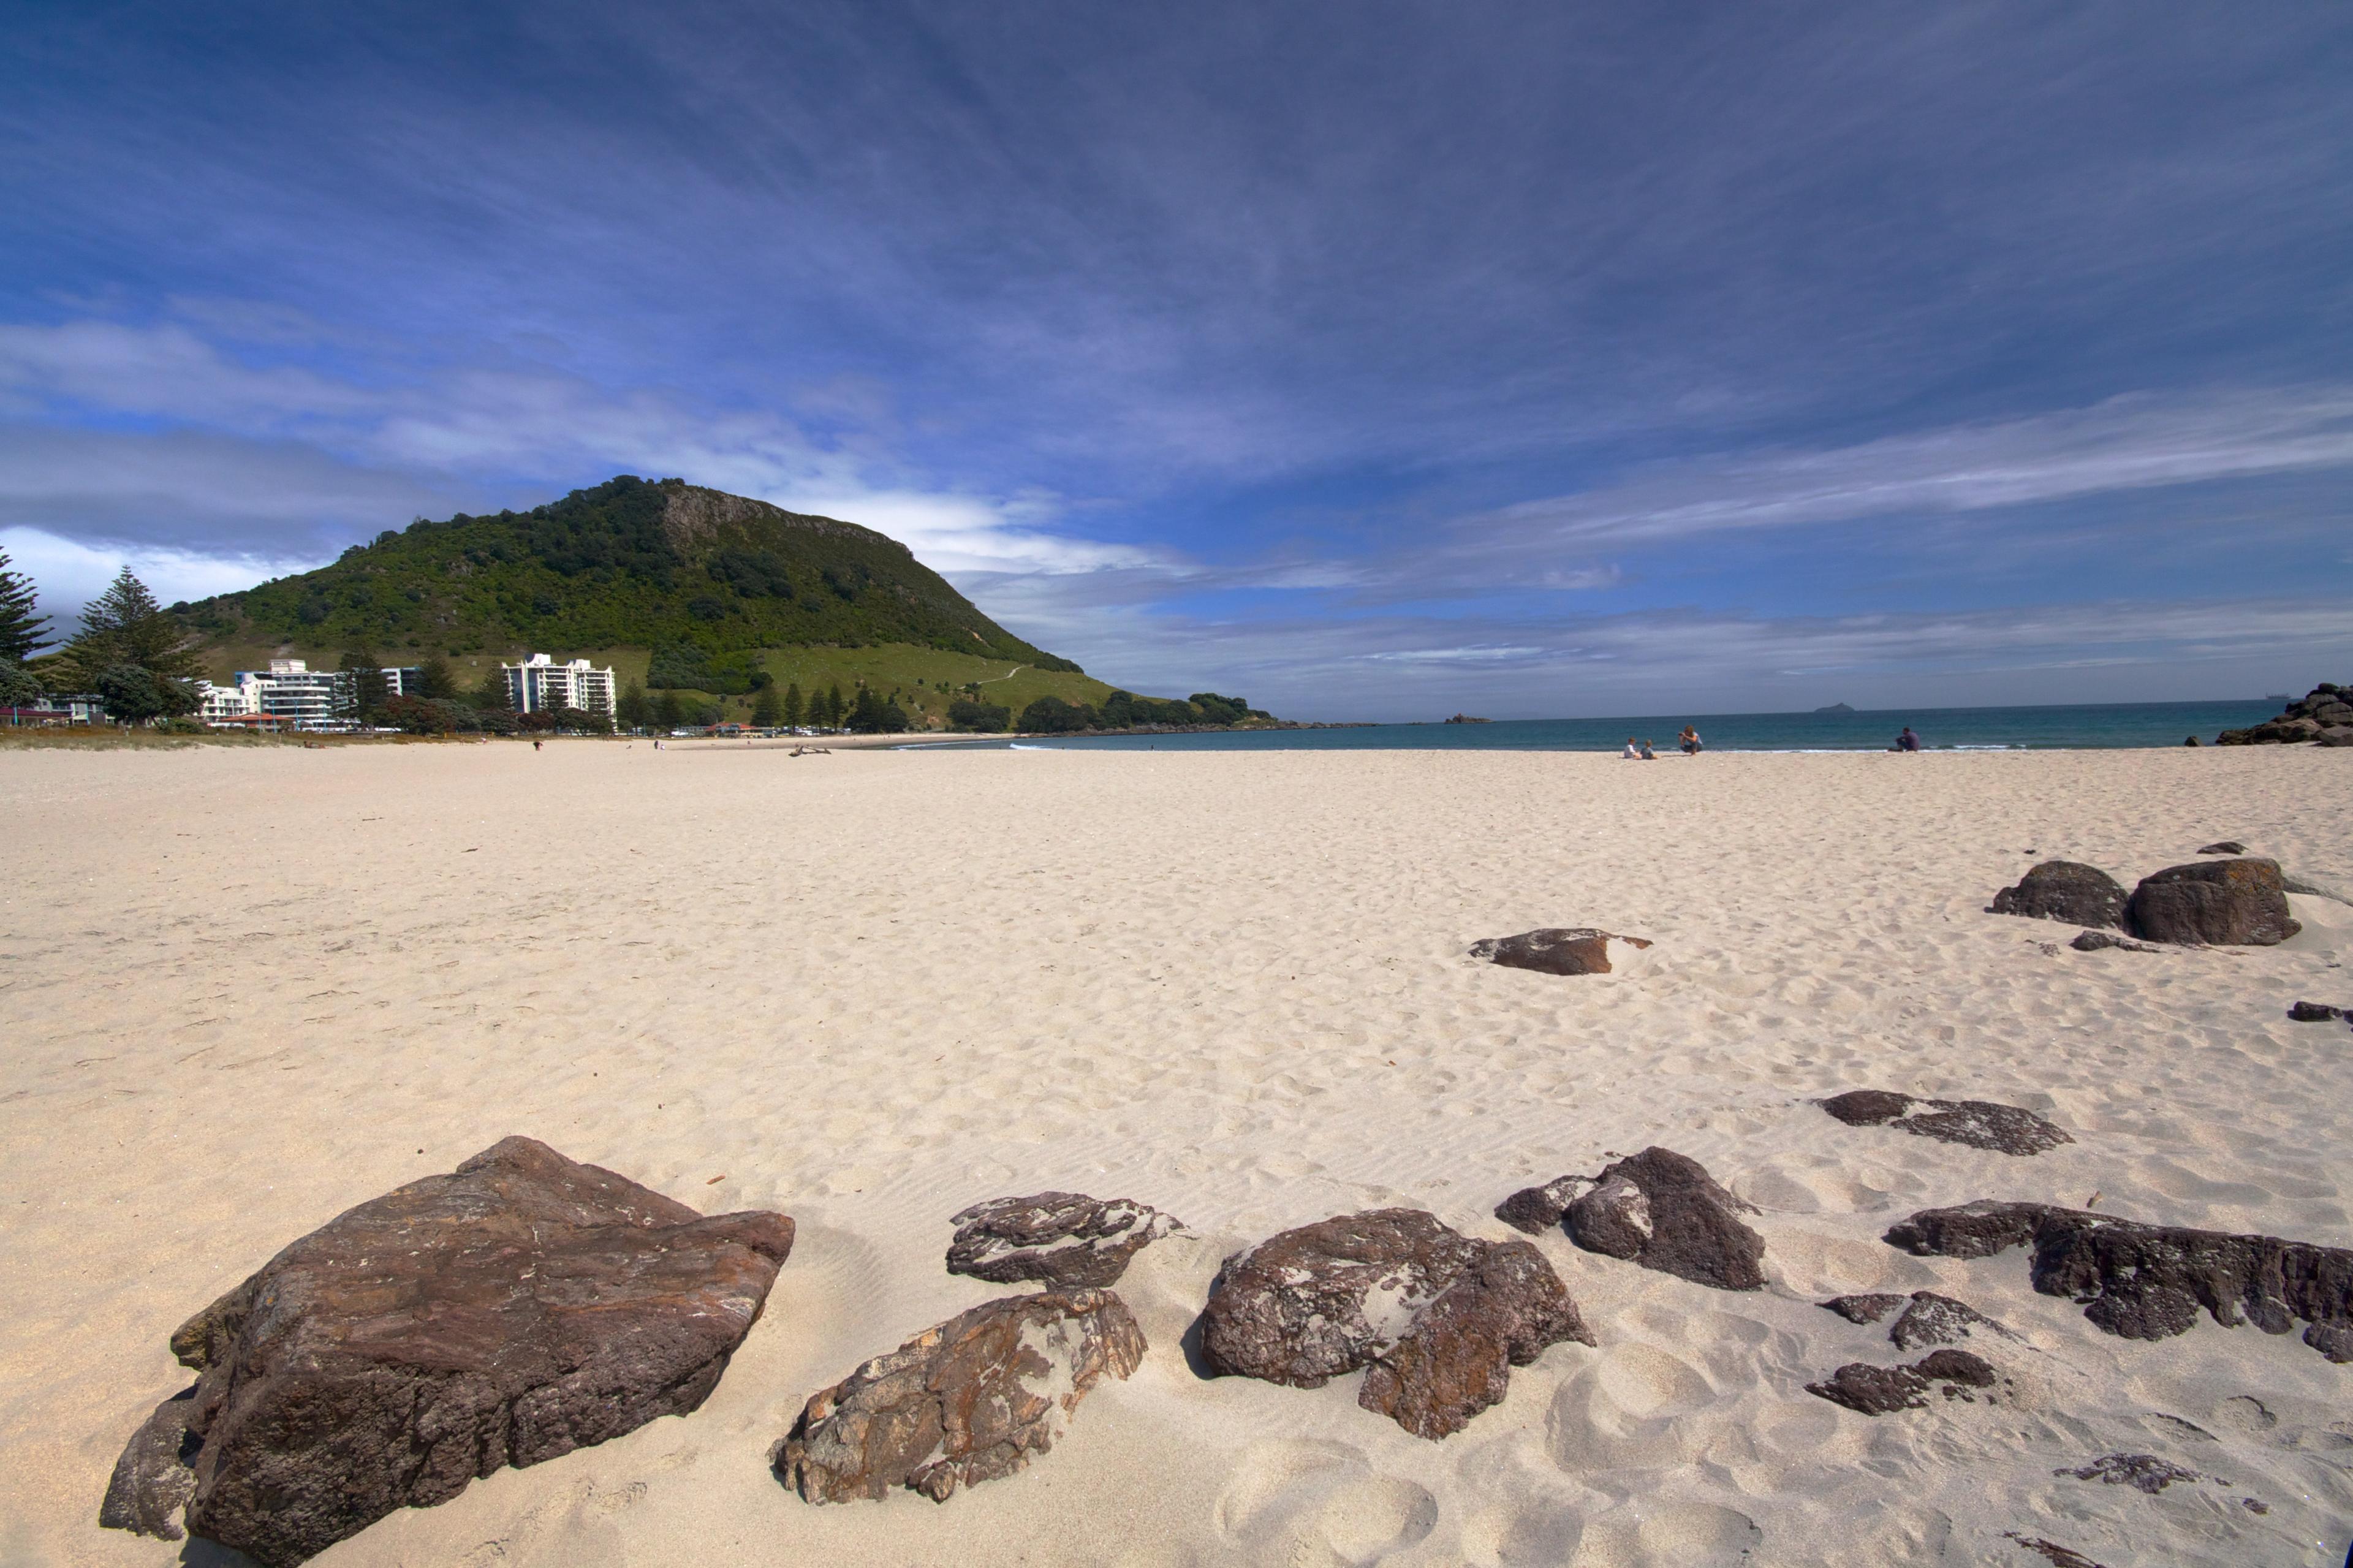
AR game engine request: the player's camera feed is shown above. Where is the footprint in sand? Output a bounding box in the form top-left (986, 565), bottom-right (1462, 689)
top-left (1548, 1343), bottom-right (1725, 1470)
top-left (1575, 1499), bottom-right (1763, 1568)
top-left (1213, 1439), bottom-right (1438, 1567)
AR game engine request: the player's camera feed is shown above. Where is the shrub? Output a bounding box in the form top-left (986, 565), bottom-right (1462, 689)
top-left (947, 698), bottom-right (1009, 732)
top-left (1017, 696), bottom-right (1096, 733)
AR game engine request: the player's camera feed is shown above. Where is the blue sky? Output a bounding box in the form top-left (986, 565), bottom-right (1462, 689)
top-left (4, 2), bottom-right (2349, 718)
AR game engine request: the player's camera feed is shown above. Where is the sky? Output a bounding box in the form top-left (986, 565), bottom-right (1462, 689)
top-left (4, 2), bottom-right (2350, 719)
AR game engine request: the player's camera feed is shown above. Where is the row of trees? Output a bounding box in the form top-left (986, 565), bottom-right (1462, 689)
top-left (1, 551), bottom-right (211, 721)
top-left (943, 690), bottom-right (1268, 735)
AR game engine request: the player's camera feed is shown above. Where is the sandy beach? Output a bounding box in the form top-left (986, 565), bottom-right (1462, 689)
top-left (3, 741), bottom-right (2349, 1567)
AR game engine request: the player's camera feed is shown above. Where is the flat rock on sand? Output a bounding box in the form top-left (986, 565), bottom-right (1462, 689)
top-left (1806, 1349), bottom-right (1998, 1414)
top-left (1885, 1200), bottom-right (2353, 1362)
top-left (1821, 1089), bottom-right (2072, 1156)
top-left (99, 1137), bottom-right (795, 1567)
top-left (776, 1289), bottom-right (1144, 1503)
top-left (1199, 1208), bottom-right (1593, 1438)
top-left (1987, 861), bottom-right (2129, 929)
top-left (1468, 928), bottom-right (1651, 975)
top-left (1819, 1290), bottom-right (2012, 1349)
top-left (2126, 858), bottom-right (2300, 946)
top-left (945, 1191), bottom-right (1181, 1287)
top-left (1500, 1147), bottom-right (1767, 1290)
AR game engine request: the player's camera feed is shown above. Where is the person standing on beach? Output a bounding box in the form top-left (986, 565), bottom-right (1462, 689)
top-left (1679, 725), bottom-right (1702, 755)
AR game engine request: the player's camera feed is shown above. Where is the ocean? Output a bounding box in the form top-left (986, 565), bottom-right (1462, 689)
top-left (919, 700), bottom-right (2286, 754)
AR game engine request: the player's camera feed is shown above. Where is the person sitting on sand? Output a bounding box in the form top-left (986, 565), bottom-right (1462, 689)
top-left (1621, 737), bottom-right (1640, 758)
top-left (1894, 725), bottom-right (1922, 752)
top-left (1639, 739), bottom-right (1658, 759)
top-left (1679, 725), bottom-right (1702, 755)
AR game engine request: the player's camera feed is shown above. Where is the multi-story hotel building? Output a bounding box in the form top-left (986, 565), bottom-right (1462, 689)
top-left (502, 654), bottom-right (618, 721)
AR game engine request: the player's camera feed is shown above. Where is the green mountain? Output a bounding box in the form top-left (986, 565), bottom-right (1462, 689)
top-left (174, 474), bottom-right (1082, 671)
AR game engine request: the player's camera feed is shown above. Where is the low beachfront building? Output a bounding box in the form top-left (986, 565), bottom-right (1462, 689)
top-left (502, 654), bottom-right (617, 721)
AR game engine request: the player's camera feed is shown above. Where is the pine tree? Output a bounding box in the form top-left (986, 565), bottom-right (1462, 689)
top-left (339, 648), bottom-right (390, 721)
top-left (616, 681), bottom-right (651, 729)
top-left (654, 688), bottom-right (685, 729)
top-left (62, 567), bottom-right (201, 687)
top-left (826, 683), bottom-right (845, 725)
top-left (782, 682), bottom-right (803, 727)
top-left (417, 656), bottom-right (458, 700)
top-left (0, 543), bottom-right (49, 664)
top-left (751, 683), bottom-right (782, 726)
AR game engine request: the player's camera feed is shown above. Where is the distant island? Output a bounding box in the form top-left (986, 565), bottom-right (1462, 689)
top-left (1444, 713), bottom-right (1491, 724)
top-left (1814, 702), bottom-right (1855, 714)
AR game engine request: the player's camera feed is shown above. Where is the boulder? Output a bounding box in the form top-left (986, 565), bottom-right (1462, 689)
top-left (1468, 928), bottom-right (1651, 976)
top-left (1987, 861), bottom-right (2129, 930)
top-left (99, 1137), bottom-right (795, 1567)
top-left (1558, 1147), bottom-right (1766, 1290)
top-left (1806, 1349), bottom-right (1996, 1414)
top-left (2286, 1001), bottom-right (2346, 1023)
top-left (775, 1289), bottom-right (1143, 1503)
top-left (1820, 1089), bottom-right (2072, 1156)
top-left (1493, 1173), bottom-right (1591, 1235)
top-left (1884, 1200), bottom-right (2353, 1363)
top-left (945, 1192), bottom-right (1181, 1287)
top-left (1199, 1208), bottom-right (1592, 1439)
top-left (2126, 858), bottom-right (2300, 946)
top-left (1889, 1291), bottom-right (2010, 1350)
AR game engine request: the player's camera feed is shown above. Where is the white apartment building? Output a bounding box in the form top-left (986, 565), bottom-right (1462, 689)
top-left (503, 654), bottom-right (617, 720)
top-left (200, 660), bottom-right (430, 728)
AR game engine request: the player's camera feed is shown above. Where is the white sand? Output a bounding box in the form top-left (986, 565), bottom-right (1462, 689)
top-left (2, 741), bottom-right (2349, 1567)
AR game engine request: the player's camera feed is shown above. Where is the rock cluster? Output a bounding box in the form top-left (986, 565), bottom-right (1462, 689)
top-left (1468, 928), bottom-right (1651, 975)
top-left (1806, 1349), bottom-right (1997, 1414)
top-left (99, 1138), bottom-right (795, 1566)
top-left (2058, 1453), bottom-right (2201, 1494)
top-left (2214, 683), bottom-right (2353, 746)
top-left (1990, 856), bottom-right (2300, 947)
top-left (2287, 1001), bottom-right (2347, 1023)
top-left (1500, 1147), bottom-right (1767, 1290)
top-left (1821, 1089), bottom-right (2072, 1156)
top-left (1986, 862), bottom-right (2128, 929)
top-left (1199, 1208), bottom-right (1593, 1439)
top-left (776, 1289), bottom-right (1144, 1503)
top-left (945, 1191), bottom-right (1181, 1287)
top-left (1884, 1200), bottom-right (2353, 1362)
top-left (1821, 1290), bottom-right (2011, 1349)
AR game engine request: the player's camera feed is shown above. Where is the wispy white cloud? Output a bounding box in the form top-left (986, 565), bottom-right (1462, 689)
top-left (0, 525), bottom-right (325, 637)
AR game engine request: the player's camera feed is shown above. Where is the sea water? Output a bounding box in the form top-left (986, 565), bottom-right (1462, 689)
top-left (933, 700), bottom-right (2285, 753)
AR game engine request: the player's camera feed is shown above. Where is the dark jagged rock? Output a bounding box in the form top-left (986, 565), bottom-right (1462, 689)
top-left (2071, 930), bottom-right (2161, 953)
top-left (97, 1389), bottom-right (200, 1540)
top-left (2057, 1453), bottom-right (2200, 1494)
top-left (776, 1289), bottom-right (1143, 1503)
top-left (2287, 1001), bottom-right (2346, 1023)
top-left (1494, 1173), bottom-right (1591, 1235)
top-left (1199, 1208), bottom-right (1592, 1439)
top-left (1359, 1235), bottom-right (1594, 1439)
top-left (2197, 841), bottom-right (2246, 855)
top-left (1819, 1293), bottom-right (1907, 1325)
top-left (945, 1192), bottom-right (1180, 1287)
top-left (1558, 1147), bottom-right (1766, 1290)
top-left (1806, 1349), bottom-right (1996, 1414)
top-left (2126, 858), bottom-right (2300, 946)
top-left (1987, 862), bottom-right (2129, 930)
top-left (1469, 928), bottom-right (1651, 976)
top-left (1885, 1200), bottom-right (2353, 1363)
top-left (1821, 1089), bottom-right (2072, 1156)
top-left (1889, 1291), bottom-right (2010, 1350)
top-left (2005, 1534), bottom-right (2109, 1568)
top-left (97, 1137), bottom-right (795, 1566)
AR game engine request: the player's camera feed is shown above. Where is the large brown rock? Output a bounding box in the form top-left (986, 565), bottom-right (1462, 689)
top-left (1469, 928), bottom-right (1651, 975)
top-left (945, 1191), bottom-right (1180, 1287)
top-left (1885, 1200), bottom-right (2353, 1362)
top-left (776, 1289), bottom-right (1143, 1503)
top-left (1199, 1208), bottom-right (1592, 1439)
top-left (1558, 1147), bottom-right (1766, 1290)
top-left (1806, 1349), bottom-right (1996, 1414)
top-left (1987, 861), bottom-right (2129, 930)
top-left (98, 1137), bottom-right (795, 1567)
top-left (1821, 1088), bottom-right (2072, 1156)
top-left (2125, 858), bottom-right (2300, 946)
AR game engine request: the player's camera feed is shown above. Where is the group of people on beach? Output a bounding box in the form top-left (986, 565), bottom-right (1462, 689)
top-left (1621, 725), bottom-right (1705, 759)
